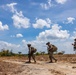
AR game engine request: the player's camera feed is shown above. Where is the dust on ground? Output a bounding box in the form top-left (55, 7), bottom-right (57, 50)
top-left (0, 54), bottom-right (76, 75)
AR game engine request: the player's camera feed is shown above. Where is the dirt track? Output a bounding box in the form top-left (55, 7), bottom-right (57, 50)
top-left (0, 55), bottom-right (76, 75)
top-left (1, 59), bottom-right (76, 75)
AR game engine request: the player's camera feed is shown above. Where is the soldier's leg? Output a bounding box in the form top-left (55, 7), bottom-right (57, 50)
top-left (49, 52), bottom-right (53, 62)
top-left (52, 56), bottom-right (57, 62)
top-left (28, 54), bottom-right (31, 63)
top-left (51, 53), bottom-right (57, 62)
top-left (75, 50), bottom-right (76, 54)
top-left (74, 48), bottom-right (76, 54)
top-left (49, 52), bottom-right (57, 62)
top-left (31, 53), bottom-right (36, 63)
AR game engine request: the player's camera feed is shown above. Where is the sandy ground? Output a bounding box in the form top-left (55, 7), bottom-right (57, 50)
top-left (0, 55), bottom-right (76, 75)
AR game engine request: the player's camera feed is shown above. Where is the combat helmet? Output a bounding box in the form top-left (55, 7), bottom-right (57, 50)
top-left (46, 42), bottom-right (50, 45)
top-left (27, 44), bottom-right (31, 47)
top-left (74, 38), bottom-right (76, 41)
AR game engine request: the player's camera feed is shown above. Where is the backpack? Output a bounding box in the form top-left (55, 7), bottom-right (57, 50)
top-left (51, 44), bottom-right (58, 52)
top-left (31, 47), bottom-right (37, 53)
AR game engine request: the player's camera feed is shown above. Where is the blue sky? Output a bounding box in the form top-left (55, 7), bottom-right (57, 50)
top-left (0, 0), bottom-right (76, 54)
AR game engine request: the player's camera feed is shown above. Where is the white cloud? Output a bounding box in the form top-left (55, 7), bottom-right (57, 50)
top-left (6, 3), bottom-right (30, 29)
top-left (70, 31), bottom-right (76, 39)
top-left (0, 41), bottom-right (20, 48)
top-left (12, 11), bottom-right (30, 29)
top-left (33, 18), bottom-right (52, 29)
top-left (22, 39), bottom-right (28, 48)
top-left (54, 9), bottom-right (76, 22)
top-left (56, 0), bottom-right (67, 4)
top-left (16, 33), bottom-right (23, 38)
top-left (0, 39), bottom-right (73, 54)
top-left (22, 40), bottom-right (26, 44)
top-left (66, 17), bottom-right (75, 24)
top-left (0, 40), bottom-right (30, 54)
top-left (40, 0), bottom-right (67, 10)
top-left (0, 21), bottom-right (9, 31)
top-left (40, 0), bottom-right (53, 10)
top-left (0, 41), bottom-right (21, 53)
top-left (6, 3), bottom-right (17, 13)
top-left (23, 39), bottom-right (74, 54)
top-left (36, 24), bottom-right (70, 41)
top-left (11, 33), bottom-right (23, 38)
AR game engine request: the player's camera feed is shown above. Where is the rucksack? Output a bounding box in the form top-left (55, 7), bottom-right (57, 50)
top-left (31, 47), bottom-right (37, 53)
top-left (51, 44), bottom-right (58, 52)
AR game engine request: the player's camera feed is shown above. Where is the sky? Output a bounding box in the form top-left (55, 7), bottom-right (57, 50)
top-left (0, 0), bottom-right (76, 54)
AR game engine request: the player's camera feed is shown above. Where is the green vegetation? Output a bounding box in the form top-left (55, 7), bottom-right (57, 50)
top-left (0, 49), bottom-right (26, 57)
top-left (0, 48), bottom-right (65, 56)
top-left (57, 51), bottom-right (65, 55)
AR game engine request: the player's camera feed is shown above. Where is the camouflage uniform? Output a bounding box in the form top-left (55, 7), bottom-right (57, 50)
top-left (46, 42), bottom-right (57, 63)
top-left (27, 44), bottom-right (36, 63)
top-left (73, 39), bottom-right (76, 54)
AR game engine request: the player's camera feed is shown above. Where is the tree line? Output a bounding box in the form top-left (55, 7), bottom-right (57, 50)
top-left (0, 49), bottom-right (65, 57)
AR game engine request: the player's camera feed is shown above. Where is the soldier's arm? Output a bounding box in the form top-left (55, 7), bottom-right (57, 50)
top-left (28, 47), bottom-right (31, 54)
top-left (49, 45), bottom-right (53, 49)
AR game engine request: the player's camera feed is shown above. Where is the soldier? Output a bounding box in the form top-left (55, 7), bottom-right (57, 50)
top-left (27, 44), bottom-right (37, 63)
top-left (72, 38), bottom-right (76, 54)
top-left (46, 42), bottom-right (57, 63)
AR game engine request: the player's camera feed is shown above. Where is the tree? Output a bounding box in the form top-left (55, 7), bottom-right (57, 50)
top-left (18, 52), bottom-right (22, 55)
top-left (58, 51), bottom-right (65, 55)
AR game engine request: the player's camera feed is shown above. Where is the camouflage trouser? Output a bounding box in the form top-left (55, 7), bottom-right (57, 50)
top-left (48, 51), bottom-right (57, 62)
top-left (28, 52), bottom-right (36, 63)
top-left (74, 48), bottom-right (76, 54)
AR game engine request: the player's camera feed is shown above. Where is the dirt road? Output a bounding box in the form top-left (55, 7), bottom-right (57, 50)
top-left (3, 60), bottom-right (76, 75)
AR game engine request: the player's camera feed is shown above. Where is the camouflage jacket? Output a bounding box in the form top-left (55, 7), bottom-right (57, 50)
top-left (74, 42), bottom-right (76, 48)
top-left (47, 44), bottom-right (53, 52)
